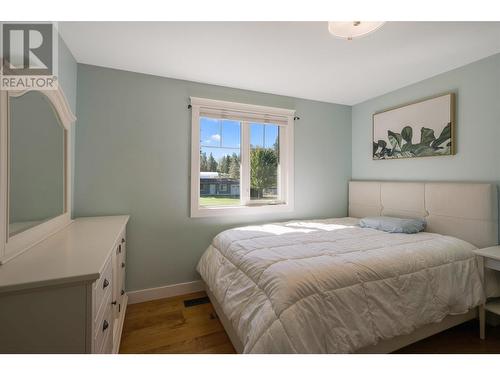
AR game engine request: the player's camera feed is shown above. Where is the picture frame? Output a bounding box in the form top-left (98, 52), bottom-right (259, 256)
top-left (372, 93), bottom-right (455, 160)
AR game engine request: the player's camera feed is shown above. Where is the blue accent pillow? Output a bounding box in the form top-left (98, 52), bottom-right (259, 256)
top-left (359, 216), bottom-right (426, 234)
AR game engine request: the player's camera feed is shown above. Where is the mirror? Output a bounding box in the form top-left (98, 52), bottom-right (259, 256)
top-left (8, 91), bottom-right (66, 237)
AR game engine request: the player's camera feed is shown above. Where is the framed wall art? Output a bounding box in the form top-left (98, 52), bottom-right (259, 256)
top-left (372, 93), bottom-right (455, 160)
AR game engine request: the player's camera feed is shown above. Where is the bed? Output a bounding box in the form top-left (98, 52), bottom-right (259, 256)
top-left (196, 181), bottom-right (499, 353)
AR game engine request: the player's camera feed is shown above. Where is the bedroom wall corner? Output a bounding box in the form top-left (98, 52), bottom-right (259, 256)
top-left (351, 52), bottom-right (500, 243)
top-left (73, 64), bottom-right (352, 292)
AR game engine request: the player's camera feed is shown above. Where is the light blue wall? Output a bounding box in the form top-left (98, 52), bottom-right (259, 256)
top-left (74, 64), bottom-right (352, 291)
top-left (73, 51), bottom-right (500, 292)
top-left (58, 34), bottom-right (77, 114)
top-left (352, 52), bottom-right (500, 241)
top-left (352, 53), bottom-right (500, 183)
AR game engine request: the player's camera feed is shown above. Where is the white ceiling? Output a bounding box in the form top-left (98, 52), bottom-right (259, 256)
top-left (59, 22), bottom-right (500, 105)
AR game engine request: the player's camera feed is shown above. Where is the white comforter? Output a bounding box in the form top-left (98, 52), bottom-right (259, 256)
top-left (196, 217), bottom-right (485, 353)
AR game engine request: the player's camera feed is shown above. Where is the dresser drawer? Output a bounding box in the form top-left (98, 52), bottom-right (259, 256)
top-left (114, 230), bottom-right (127, 313)
top-left (99, 326), bottom-right (113, 354)
top-left (118, 248), bottom-right (126, 291)
top-left (94, 255), bottom-right (113, 317)
top-left (117, 232), bottom-right (126, 256)
top-left (94, 290), bottom-right (113, 353)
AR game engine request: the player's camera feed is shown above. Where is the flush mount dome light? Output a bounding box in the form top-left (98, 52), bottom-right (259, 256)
top-left (328, 21), bottom-right (385, 40)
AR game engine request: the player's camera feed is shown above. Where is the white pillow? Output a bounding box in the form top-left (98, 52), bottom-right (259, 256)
top-left (359, 216), bottom-right (426, 234)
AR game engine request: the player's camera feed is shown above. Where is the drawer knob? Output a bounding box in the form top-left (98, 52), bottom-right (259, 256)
top-left (121, 289), bottom-right (125, 296)
top-left (111, 300), bottom-right (117, 305)
top-left (103, 279), bottom-right (109, 289)
top-left (121, 262), bottom-right (125, 268)
top-left (102, 320), bottom-right (109, 332)
top-left (121, 238), bottom-right (125, 244)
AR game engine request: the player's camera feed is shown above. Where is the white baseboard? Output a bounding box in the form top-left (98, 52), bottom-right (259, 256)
top-left (127, 280), bottom-right (205, 304)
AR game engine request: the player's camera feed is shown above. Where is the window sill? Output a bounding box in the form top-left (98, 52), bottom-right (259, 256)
top-left (190, 202), bottom-right (293, 218)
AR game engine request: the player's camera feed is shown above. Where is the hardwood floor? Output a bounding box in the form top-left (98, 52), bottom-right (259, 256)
top-left (395, 319), bottom-right (500, 354)
top-left (120, 292), bottom-right (500, 354)
top-left (119, 291), bottom-right (236, 353)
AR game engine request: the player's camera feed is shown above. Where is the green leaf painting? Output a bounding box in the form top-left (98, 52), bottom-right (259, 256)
top-left (431, 123), bottom-right (452, 148)
top-left (388, 130), bottom-right (403, 152)
top-left (420, 127), bottom-right (435, 146)
top-left (373, 93), bottom-right (454, 160)
top-left (401, 126), bottom-right (412, 144)
top-left (373, 122), bottom-right (453, 159)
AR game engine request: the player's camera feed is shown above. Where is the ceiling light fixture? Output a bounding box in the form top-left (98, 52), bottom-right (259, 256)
top-left (328, 21), bottom-right (385, 40)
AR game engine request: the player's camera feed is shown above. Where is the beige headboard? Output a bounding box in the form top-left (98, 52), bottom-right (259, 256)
top-left (349, 181), bottom-right (498, 248)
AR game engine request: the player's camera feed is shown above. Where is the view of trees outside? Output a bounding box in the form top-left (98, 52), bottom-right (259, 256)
top-left (199, 118), bottom-right (241, 206)
top-left (250, 123), bottom-right (279, 200)
top-left (200, 151), bottom-right (240, 179)
top-left (199, 118), bottom-right (280, 205)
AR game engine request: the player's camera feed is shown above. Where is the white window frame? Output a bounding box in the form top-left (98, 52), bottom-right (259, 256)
top-left (190, 97), bottom-right (295, 218)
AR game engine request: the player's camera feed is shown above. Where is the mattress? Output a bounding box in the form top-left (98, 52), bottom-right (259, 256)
top-left (196, 217), bottom-right (485, 353)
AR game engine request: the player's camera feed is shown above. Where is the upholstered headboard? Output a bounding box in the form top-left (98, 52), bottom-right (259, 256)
top-left (349, 181), bottom-right (498, 248)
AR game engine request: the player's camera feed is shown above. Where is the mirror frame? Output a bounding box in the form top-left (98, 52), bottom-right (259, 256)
top-left (0, 86), bottom-right (76, 265)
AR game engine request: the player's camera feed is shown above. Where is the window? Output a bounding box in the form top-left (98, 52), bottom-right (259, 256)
top-left (190, 97), bottom-right (294, 217)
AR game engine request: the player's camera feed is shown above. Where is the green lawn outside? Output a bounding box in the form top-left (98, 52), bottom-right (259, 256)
top-left (200, 196), bottom-right (240, 207)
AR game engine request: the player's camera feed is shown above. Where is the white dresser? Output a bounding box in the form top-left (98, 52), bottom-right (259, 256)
top-left (0, 215), bottom-right (129, 353)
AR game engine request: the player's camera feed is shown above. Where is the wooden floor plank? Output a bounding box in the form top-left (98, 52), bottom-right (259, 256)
top-left (120, 292), bottom-right (500, 354)
top-left (395, 319), bottom-right (500, 354)
top-left (120, 292), bottom-right (235, 354)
